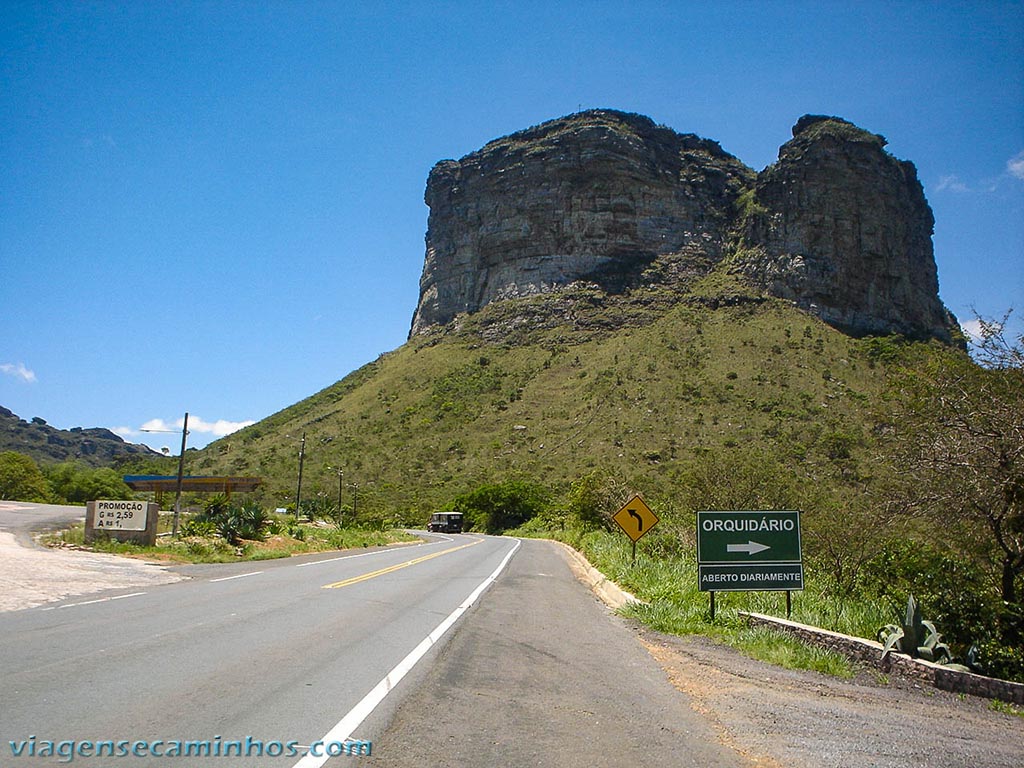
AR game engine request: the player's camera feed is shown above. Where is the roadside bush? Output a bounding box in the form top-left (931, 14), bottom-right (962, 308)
top-left (861, 540), bottom-right (1023, 681)
top-left (43, 461), bottom-right (132, 504)
top-left (194, 499), bottom-right (277, 545)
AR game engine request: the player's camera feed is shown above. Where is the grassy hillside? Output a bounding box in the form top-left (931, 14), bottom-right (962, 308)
top-left (192, 273), bottom-right (924, 522)
top-left (173, 276), bottom-right (1024, 680)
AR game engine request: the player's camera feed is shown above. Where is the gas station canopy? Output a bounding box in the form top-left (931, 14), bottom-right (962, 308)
top-left (123, 475), bottom-right (262, 494)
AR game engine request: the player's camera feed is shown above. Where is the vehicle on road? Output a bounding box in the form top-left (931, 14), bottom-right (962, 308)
top-left (427, 512), bottom-right (464, 533)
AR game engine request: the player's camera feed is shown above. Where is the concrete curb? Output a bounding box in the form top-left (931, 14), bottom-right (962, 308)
top-left (743, 611), bottom-right (1024, 705)
top-left (553, 540), bottom-right (643, 611)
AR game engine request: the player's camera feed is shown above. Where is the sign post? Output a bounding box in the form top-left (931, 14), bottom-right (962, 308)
top-left (697, 510), bottom-right (803, 619)
top-left (612, 495), bottom-right (659, 563)
top-left (85, 500), bottom-right (159, 546)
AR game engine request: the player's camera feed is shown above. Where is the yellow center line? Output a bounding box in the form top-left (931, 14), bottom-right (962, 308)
top-left (321, 538), bottom-right (483, 589)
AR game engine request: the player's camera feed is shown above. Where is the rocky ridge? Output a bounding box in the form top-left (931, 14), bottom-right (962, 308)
top-left (410, 110), bottom-right (956, 343)
top-left (0, 406), bottom-right (158, 467)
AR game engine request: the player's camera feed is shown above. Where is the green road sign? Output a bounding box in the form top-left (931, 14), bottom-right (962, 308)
top-left (697, 511), bottom-right (803, 592)
top-left (698, 564), bottom-right (804, 592)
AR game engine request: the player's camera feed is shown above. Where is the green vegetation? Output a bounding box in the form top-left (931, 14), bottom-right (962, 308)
top-left (7, 276), bottom-right (1021, 684)
top-left (175, 287), bottom-right (1022, 681)
top-left (989, 699), bottom-right (1024, 718)
top-left (448, 479), bottom-right (549, 534)
top-left (43, 510), bottom-right (417, 564)
top-left (0, 451), bottom-right (50, 501)
top-left (0, 453), bottom-right (134, 504)
top-left (191, 293), bottom-right (900, 518)
top-left (877, 595), bottom-right (953, 664)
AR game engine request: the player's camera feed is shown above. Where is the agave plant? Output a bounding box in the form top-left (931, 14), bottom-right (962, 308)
top-left (877, 594), bottom-right (953, 664)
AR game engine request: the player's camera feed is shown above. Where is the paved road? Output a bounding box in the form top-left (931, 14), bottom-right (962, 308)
top-left (5, 514), bottom-right (1018, 767)
top-left (346, 538), bottom-right (737, 767)
top-left (0, 524), bottom-right (742, 768)
top-left (1, 532), bottom-right (521, 767)
top-left (0, 500), bottom-right (86, 544)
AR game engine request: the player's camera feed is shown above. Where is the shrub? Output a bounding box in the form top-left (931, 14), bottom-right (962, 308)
top-left (194, 500), bottom-right (276, 545)
top-left (877, 595), bottom-right (953, 664)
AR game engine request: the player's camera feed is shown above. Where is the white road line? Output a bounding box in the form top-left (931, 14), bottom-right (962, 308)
top-left (41, 592), bottom-right (147, 611)
top-left (291, 538), bottom-right (521, 768)
top-left (209, 571), bottom-right (264, 582)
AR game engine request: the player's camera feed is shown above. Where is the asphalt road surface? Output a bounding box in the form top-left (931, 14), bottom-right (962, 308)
top-left (0, 500), bottom-right (86, 544)
top-left (0, 523), bottom-right (740, 768)
top-left (1, 531), bottom-right (520, 767)
top-left (344, 537), bottom-right (735, 767)
top-left (3, 509), bottom-right (1021, 767)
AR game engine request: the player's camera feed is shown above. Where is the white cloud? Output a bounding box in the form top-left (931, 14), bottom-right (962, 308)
top-left (936, 174), bottom-right (969, 193)
top-left (140, 415), bottom-right (255, 439)
top-left (140, 418), bottom-right (178, 433)
top-left (0, 362), bottom-right (37, 383)
top-left (960, 318), bottom-right (985, 342)
top-left (1008, 151), bottom-right (1024, 181)
top-left (189, 416), bottom-right (257, 437)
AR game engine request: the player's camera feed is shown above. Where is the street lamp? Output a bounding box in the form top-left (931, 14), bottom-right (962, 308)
top-left (327, 466), bottom-right (344, 526)
top-left (141, 412), bottom-right (189, 536)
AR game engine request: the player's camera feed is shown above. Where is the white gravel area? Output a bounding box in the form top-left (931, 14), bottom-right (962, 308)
top-left (0, 532), bottom-right (183, 612)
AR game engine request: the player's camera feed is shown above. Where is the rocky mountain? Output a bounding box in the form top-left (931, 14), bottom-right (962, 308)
top-left (193, 110), bottom-right (963, 514)
top-left (411, 110), bottom-right (957, 343)
top-left (0, 406), bottom-right (159, 467)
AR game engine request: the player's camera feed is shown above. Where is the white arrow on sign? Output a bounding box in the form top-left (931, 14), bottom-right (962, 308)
top-left (727, 541), bottom-right (771, 555)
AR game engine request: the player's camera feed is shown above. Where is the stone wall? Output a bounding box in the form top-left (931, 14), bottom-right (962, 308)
top-left (743, 611), bottom-right (1024, 705)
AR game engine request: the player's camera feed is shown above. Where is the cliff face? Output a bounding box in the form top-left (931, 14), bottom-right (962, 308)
top-left (733, 115), bottom-right (952, 340)
top-left (410, 110), bottom-right (956, 342)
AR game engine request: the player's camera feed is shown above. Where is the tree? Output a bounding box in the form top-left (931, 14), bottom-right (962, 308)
top-left (0, 451), bottom-right (50, 502)
top-left (450, 479), bottom-right (548, 534)
top-left (43, 462), bottom-right (132, 504)
top-left (884, 315), bottom-right (1023, 603)
top-left (564, 470), bottom-right (629, 530)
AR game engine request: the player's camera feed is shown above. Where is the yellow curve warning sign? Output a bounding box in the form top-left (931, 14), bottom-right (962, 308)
top-left (612, 495), bottom-right (659, 542)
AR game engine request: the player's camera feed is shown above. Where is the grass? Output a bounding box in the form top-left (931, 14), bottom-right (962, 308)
top-left (41, 515), bottom-right (419, 564)
top-left (180, 290), bottom-right (926, 524)
top-left (989, 700), bottom-right (1024, 718)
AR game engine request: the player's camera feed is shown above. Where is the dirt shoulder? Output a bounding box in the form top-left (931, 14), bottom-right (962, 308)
top-left (0, 531), bottom-right (183, 612)
top-left (639, 628), bottom-right (1023, 767)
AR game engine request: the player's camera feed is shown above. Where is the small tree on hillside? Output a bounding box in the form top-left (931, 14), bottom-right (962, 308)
top-left (884, 313), bottom-right (1023, 604)
top-left (451, 480), bottom-right (548, 534)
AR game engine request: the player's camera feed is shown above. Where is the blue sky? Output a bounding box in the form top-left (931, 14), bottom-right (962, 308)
top-left (2, 1), bottom-right (1022, 453)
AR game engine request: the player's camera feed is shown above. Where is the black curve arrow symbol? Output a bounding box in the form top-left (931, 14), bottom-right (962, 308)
top-left (627, 508), bottom-right (644, 533)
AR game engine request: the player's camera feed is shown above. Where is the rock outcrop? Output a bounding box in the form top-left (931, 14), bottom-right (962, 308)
top-left (0, 406), bottom-right (159, 467)
top-left (410, 110), bottom-right (956, 342)
top-left (732, 115), bottom-right (952, 340)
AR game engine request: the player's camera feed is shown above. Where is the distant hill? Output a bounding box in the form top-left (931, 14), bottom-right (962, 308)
top-left (0, 406), bottom-right (160, 467)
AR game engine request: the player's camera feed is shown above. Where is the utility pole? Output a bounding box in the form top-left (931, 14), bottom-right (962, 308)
top-left (172, 412), bottom-right (189, 536)
top-left (336, 468), bottom-right (344, 526)
top-left (294, 432), bottom-right (306, 523)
